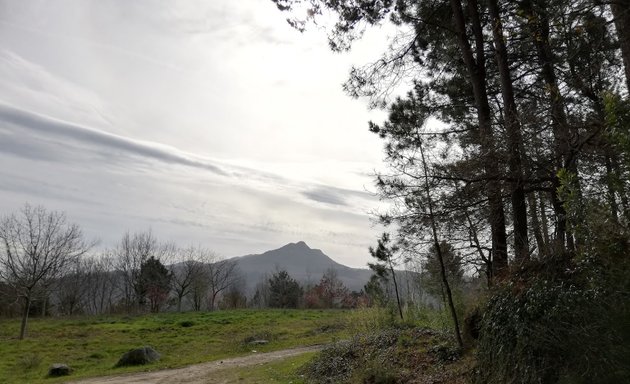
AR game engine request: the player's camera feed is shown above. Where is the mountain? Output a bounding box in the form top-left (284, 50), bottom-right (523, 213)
top-left (231, 241), bottom-right (373, 292)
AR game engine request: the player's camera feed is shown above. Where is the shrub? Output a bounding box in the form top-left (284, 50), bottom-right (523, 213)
top-left (303, 326), bottom-right (467, 383)
top-left (475, 256), bottom-right (630, 384)
top-left (17, 354), bottom-right (42, 372)
top-left (302, 339), bottom-right (358, 383)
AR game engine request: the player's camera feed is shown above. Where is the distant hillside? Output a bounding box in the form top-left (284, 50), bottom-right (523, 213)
top-left (230, 241), bottom-right (373, 292)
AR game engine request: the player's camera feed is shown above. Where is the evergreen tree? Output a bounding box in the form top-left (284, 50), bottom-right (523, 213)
top-left (138, 256), bottom-right (171, 313)
top-left (268, 270), bottom-right (302, 308)
top-left (369, 233), bottom-right (404, 320)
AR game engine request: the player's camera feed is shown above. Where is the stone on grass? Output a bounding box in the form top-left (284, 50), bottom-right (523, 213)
top-left (48, 363), bottom-right (72, 377)
top-left (115, 346), bottom-right (160, 367)
top-left (248, 339), bottom-right (269, 345)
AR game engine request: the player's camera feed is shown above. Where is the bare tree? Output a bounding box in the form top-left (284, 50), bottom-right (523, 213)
top-left (0, 204), bottom-right (91, 339)
top-left (111, 230), bottom-right (169, 312)
top-left (56, 257), bottom-right (91, 315)
top-left (188, 265), bottom-right (209, 311)
top-left (83, 255), bottom-right (116, 315)
top-left (170, 246), bottom-right (211, 312)
top-left (207, 258), bottom-right (240, 311)
top-left (180, 247), bottom-right (240, 312)
top-left (250, 273), bottom-right (271, 309)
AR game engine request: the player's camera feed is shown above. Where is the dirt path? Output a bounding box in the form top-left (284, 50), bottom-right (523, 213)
top-left (68, 345), bottom-right (322, 384)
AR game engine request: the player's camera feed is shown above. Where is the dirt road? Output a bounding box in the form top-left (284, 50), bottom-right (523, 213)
top-left (67, 345), bottom-right (322, 384)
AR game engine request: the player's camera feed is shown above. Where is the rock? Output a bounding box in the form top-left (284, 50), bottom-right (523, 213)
top-left (48, 363), bottom-right (72, 377)
top-left (248, 339), bottom-right (269, 345)
top-left (115, 346), bottom-right (160, 367)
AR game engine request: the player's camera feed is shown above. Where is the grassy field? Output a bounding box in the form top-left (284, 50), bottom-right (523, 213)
top-left (207, 351), bottom-right (316, 384)
top-left (0, 309), bottom-right (352, 383)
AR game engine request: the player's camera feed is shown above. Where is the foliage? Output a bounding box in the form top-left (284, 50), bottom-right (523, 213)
top-left (369, 233), bottom-right (404, 319)
top-left (270, 1), bottom-right (630, 380)
top-left (268, 270), bottom-right (303, 308)
top-left (304, 269), bottom-right (352, 309)
top-left (422, 241), bottom-right (464, 299)
top-left (363, 274), bottom-right (387, 307)
top-left (301, 327), bottom-right (468, 384)
top-left (138, 256), bottom-right (171, 313)
top-left (475, 256), bottom-right (630, 384)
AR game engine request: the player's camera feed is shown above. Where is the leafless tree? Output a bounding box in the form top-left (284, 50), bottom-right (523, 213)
top-left (178, 247), bottom-right (241, 311)
top-left (111, 230), bottom-right (171, 312)
top-left (56, 257), bottom-right (91, 315)
top-left (171, 246), bottom-right (210, 312)
top-left (0, 204), bottom-right (91, 339)
top-left (83, 255), bottom-right (117, 315)
top-left (249, 273), bottom-right (271, 309)
top-left (207, 258), bottom-right (240, 311)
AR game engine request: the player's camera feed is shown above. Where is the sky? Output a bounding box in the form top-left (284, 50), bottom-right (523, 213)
top-left (0, 0), bottom-right (395, 268)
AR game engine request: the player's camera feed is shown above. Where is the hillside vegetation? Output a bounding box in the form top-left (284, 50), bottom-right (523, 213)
top-left (0, 309), bottom-right (352, 383)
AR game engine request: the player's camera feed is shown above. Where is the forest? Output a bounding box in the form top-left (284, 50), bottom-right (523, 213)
top-left (271, 0), bottom-right (630, 382)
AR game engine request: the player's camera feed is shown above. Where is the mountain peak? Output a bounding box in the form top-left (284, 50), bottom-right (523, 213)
top-left (281, 241), bottom-right (310, 250)
top-left (232, 242), bottom-right (373, 291)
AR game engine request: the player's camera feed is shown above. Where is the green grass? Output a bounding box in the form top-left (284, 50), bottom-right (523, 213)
top-left (0, 309), bottom-right (352, 383)
top-left (210, 351), bottom-right (317, 383)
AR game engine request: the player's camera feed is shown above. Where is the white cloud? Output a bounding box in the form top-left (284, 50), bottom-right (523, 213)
top-left (0, 0), bottom-right (391, 267)
top-left (0, 102), bottom-right (382, 267)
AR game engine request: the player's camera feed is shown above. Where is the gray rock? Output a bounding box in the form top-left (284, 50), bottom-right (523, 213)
top-left (48, 363), bottom-right (72, 377)
top-left (248, 339), bottom-right (269, 345)
top-left (115, 346), bottom-right (160, 367)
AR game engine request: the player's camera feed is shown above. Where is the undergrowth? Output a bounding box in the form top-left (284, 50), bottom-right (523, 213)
top-left (475, 254), bottom-right (630, 384)
top-left (301, 326), bottom-right (469, 384)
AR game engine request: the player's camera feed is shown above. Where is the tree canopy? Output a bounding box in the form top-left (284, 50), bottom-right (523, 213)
top-left (272, 0), bottom-right (630, 380)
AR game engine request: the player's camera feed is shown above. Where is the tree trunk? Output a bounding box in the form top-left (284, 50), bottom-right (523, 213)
top-left (19, 295), bottom-right (31, 340)
top-left (525, 0), bottom-right (579, 254)
top-left (465, 209), bottom-right (492, 287)
top-left (419, 141), bottom-right (463, 348)
top-left (605, 155), bottom-right (620, 223)
top-left (450, 0), bottom-right (508, 278)
top-left (528, 192), bottom-right (547, 257)
top-left (389, 263), bottom-right (404, 320)
top-left (611, 154), bottom-right (630, 222)
top-left (487, 0), bottom-right (529, 264)
top-left (209, 291), bottom-right (218, 311)
top-left (611, 0), bottom-right (630, 91)
top-left (538, 190), bottom-right (551, 249)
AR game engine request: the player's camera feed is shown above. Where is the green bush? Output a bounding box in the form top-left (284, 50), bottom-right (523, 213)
top-left (475, 256), bottom-right (630, 384)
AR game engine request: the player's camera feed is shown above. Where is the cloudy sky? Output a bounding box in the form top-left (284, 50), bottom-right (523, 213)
top-left (0, 0), bottom-right (395, 267)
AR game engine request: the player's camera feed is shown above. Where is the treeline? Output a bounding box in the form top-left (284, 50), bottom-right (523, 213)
top-left (1, 204), bottom-right (430, 339)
